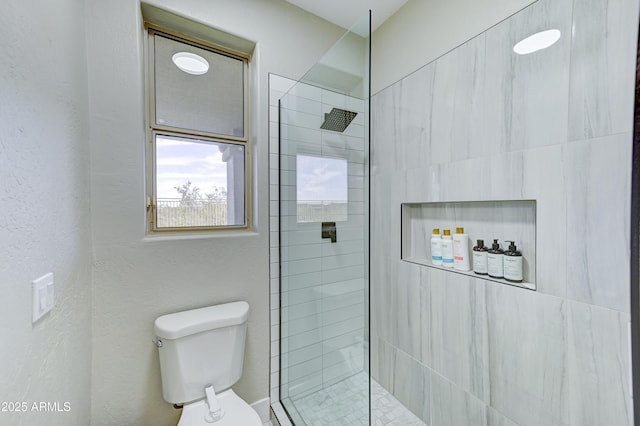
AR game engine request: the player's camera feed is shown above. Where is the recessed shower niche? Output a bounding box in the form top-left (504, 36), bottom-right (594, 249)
top-left (401, 200), bottom-right (537, 290)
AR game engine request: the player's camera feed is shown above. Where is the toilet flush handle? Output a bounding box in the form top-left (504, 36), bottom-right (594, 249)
top-left (152, 337), bottom-right (163, 348)
top-left (204, 384), bottom-right (224, 423)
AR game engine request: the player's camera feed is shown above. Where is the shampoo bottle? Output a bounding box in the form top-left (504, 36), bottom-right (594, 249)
top-left (472, 239), bottom-right (488, 275)
top-left (503, 240), bottom-right (523, 283)
top-left (431, 228), bottom-right (442, 266)
top-left (441, 229), bottom-right (454, 268)
top-left (453, 227), bottom-right (471, 271)
top-left (487, 239), bottom-right (504, 279)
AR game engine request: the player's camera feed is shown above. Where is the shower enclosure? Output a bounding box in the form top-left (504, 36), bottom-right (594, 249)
top-left (275, 14), bottom-right (371, 425)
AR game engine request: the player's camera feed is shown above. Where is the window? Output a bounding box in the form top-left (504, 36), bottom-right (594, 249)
top-left (296, 154), bottom-right (348, 223)
top-left (146, 27), bottom-right (250, 232)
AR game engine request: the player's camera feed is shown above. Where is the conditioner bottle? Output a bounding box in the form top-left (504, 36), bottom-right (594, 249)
top-left (441, 229), bottom-right (454, 268)
top-left (431, 228), bottom-right (442, 266)
top-left (453, 227), bottom-right (471, 271)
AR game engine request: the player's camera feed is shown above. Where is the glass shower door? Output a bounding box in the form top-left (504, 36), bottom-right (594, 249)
top-left (278, 14), bottom-right (370, 425)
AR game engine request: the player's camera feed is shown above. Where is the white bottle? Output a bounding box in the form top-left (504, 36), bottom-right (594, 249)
top-left (430, 228), bottom-right (442, 266)
top-left (453, 227), bottom-right (471, 271)
top-left (441, 229), bottom-right (454, 268)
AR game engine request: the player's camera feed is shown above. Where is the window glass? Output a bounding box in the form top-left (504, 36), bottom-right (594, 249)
top-left (296, 155), bottom-right (348, 222)
top-left (154, 34), bottom-right (244, 138)
top-left (155, 134), bottom-right (245, 228)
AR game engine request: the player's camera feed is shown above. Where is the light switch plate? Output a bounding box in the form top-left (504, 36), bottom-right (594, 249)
top-left (32, 272), bottom-right (54, 323)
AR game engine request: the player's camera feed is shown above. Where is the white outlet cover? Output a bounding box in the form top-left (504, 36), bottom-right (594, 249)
top-left (32, 272), bottom-right (54, 323)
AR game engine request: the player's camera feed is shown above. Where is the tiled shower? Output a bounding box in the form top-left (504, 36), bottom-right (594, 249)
top-left (270, 0), bottom-right (638, 424)
top-left (370, 0), bottom-right (637, 424)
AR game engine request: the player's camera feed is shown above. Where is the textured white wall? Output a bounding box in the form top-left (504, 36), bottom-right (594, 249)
top-left (372, 0), bottom-right (537, 93)
top-left (84, 1), bottom-right (344, 424)
top-left (0, 0), bottom-right (93, 425)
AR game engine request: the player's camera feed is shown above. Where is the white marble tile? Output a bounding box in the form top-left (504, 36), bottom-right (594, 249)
top-left (392, 349), bottom-right (430, 423)
top-left (371, 335), bottom-right (396, 393)
top-left (388, 63), bottom-right (435, 171)
top-left (370, 173), bottom-right (393, 261)
top-left (430, 372), bottom-right (487, 426)
top-left (487, 407), bottom-right (520, 426)
top-left (483, 0), bottom-right (572, 153)
top-left (486, 282), bottom-right (568, 426)
top-left (370, 88), bottom-right (398, 175)
top-left (567, 300), bottom-right (633, 426)
top-left (430, 34), bottom-right (486, 164)
top-left (568, 0), bottom-right (639, 140)
top-left (370, 255), bottom-right (393, 345)
top-left (430, 271), bottom-right (489, 403)
top-left (521, 144), bottom-right (566, 297)
top-left (564, 133), bottom-right (631, 313)
top-left (419, 266), bottom-right (432, 368)
top-left (389, 260), bottom-right (423, 360)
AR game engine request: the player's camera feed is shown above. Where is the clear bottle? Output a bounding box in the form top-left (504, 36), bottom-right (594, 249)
top-left (453, 227), bottom-right (470, 271)
top-left (472, 239), bottom-right (488, 275)
top-left (431, 228), bottom-right (442, 266)
top-left (441, 229), bottom-right (454, 268)
top-left (503, 240), bottom-right (523, 282)
top-left (487, 239), bottom-right (504, 279)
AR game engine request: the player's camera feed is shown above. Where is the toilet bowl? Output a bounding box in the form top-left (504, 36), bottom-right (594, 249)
top-left (153, 302), bottom-right (262, 426)
top-left (178, 389), bottom-right (261, 426)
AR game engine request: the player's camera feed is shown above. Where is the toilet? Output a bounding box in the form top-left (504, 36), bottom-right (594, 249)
top-left (153, 301), bottom-right (262, 425)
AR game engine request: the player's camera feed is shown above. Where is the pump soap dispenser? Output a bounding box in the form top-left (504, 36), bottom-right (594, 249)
top-left (487, 239), bottom-right (504, 279)
top-left (472, 239), bottom-right (488, 275)
top-left (503, 241), bottom-right (523, 283)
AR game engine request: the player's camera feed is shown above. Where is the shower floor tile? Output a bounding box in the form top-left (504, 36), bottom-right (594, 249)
top-left (290, 372), bottom-right (425, 425)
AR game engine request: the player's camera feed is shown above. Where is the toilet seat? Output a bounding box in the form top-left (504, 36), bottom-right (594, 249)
top-left (177, 389), bottom-right (262, 426)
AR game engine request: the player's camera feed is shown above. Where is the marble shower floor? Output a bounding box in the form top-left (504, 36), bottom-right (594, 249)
top-left (289, 372), bottom-right (425, 425)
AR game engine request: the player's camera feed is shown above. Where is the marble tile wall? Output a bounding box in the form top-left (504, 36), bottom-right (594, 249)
top-left (269, 74), bottom-right (369, 408)
top-left (370, 0), bottom-right (639, 424)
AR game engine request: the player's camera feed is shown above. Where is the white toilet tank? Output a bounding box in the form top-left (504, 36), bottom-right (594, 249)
top-left (154, 301), bottom-right (250, 405)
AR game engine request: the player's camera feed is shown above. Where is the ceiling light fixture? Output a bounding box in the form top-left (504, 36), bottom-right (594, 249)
top-left (513, 29), bottom-right (561, 55)
top-left (172, 52), bottom-right (209, 75)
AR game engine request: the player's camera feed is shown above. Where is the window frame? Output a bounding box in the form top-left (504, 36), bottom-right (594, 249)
top-left (144, 25), bottom-right (252, 234)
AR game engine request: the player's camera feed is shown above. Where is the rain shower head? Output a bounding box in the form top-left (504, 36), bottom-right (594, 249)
top-left (320, 108), bottom-right (358, 132)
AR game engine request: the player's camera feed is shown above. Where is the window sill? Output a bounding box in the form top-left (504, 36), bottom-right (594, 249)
top-left (143, 230), bottom-right (259, 243)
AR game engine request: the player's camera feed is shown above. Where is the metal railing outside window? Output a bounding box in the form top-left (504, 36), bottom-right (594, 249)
top-left (156, 198), bottom-right (228, 228)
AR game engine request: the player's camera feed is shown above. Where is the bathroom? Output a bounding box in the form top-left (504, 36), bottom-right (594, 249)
top-left (1, 0), bottom-right (638, 425)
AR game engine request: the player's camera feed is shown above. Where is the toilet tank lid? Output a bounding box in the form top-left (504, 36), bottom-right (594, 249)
top-left (154, 301), bottom-right (249, 340)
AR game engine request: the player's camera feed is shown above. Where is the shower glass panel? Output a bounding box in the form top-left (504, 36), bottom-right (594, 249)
top-left (278, 14), bottom-right (370, 425)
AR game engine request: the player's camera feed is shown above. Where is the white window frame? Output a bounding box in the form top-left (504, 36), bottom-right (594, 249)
top-left (144, 25), bottom-right (251, 233)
